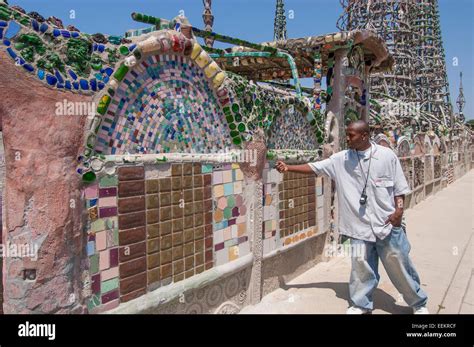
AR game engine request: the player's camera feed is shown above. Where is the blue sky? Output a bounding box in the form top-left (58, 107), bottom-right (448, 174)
top-left (9, 0), bottom-right (474, 119)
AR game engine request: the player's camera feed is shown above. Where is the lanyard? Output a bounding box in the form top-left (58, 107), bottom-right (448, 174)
top-left (355, 144), bottom-right (373, 195)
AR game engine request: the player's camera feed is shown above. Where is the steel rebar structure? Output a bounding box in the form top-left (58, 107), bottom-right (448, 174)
top-left (337, 0), bottom-right (454, 129)
top-left (337, 0), bottom-right (419, 104)
top-left (274, 0), bottom-right (287, 41)
top-left (414, 0), bottom-right (452, 124)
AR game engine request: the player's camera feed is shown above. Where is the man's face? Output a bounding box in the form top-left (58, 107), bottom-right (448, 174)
top-left (346, 126), bottom-right (367, 150)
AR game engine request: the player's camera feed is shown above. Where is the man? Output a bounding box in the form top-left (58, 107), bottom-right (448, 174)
top-left (275, 120), bottom-right (429, 314)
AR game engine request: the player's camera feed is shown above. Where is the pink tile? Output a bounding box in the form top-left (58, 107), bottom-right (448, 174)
top-left (101, 267), bottom-right (119, 281)
top-left (223, 227), bottom-right (232, 241)
top-left (84, 184), bottom-right (98, 199)
top-left (99, 196), bottom-right (117, 207)
top-left (212, 171), bottom-right (223, 184)
top-left (96, 231), bottom-right (107, 251)
top-left (99, 250), bottom-right (110, 271)
top-left (235, 195), bottom-right (243, 207)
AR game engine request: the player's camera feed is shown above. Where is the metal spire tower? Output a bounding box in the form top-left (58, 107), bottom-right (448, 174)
top-left (414, 0), bottom-right (452, 124)
top-left (202, 0), bottom-right (215, 47)
top-left (274, 0), bottom-right (287, 41)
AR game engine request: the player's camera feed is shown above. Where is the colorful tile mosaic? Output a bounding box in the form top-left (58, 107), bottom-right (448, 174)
top-left (267, 107), bottom-right (318, 150)
top-left (262, 164), bottom-right (281, 254)
top-left (278, 171), bottom-right (318, 246)
top-left (84, 177), bottom-right (120, 313)
top-left (212, 163), bottom-right (249, 266)
top-left (93, 54), bottom-right (232, 155)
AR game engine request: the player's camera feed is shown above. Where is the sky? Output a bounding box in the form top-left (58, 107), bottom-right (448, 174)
top-left (8, 0), bottom-right (474, 120)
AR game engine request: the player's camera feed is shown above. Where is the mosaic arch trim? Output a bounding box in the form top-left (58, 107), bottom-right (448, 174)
top-left (0, 3), bottom-right (137, 94)
top-left (78, 31), bottom-right (233, 182)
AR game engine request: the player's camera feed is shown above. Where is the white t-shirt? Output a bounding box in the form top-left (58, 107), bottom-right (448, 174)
top-left (309, 142), bottom-right (411, 242)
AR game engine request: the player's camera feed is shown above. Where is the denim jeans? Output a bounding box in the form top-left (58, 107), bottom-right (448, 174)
top-left (348, 226), bottom-right (428, 310)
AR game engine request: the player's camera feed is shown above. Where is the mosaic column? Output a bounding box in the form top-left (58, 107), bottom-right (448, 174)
top-left (326, 48), bottom-right (349, 152)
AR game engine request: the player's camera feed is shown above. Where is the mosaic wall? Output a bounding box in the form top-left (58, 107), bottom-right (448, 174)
top-left (413, 157), bottom-right (424, 188)
top-left (262, 165), bottom-right (281, 254)
top-left (84, 176), bottom-right (120, 313)
top-left (434, 155), bottom-right (441, 179)
top-left (83, 162), bottom-right (254, 311)
top-left (278, 171), bottom-right (318, 247)
top-left (267, 107), bottom-right (319, 150)
top-left (94, 54), bottom-right (232, 155)
top-left (212, 164), bottom-right (250, 266)
top-left (400, 158), bottom-right (414, 190)
top-left (424, 155), bottom-right (433, 183)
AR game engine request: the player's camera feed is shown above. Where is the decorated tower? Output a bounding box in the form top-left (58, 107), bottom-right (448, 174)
top-left (273, 0), bottom-right (287, 41)
top-left (202, 0), bottom-right (215, 47)
top-left (337, 0), bottom-right (454, 128)
top-left (456, 72), bottom-right (465, 122)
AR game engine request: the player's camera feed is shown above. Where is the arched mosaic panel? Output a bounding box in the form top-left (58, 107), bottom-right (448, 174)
top-left (374, 133), bottom-right (392, 148)
top-left (94, 54), bottom-right (232, 155)
top-left (397, 137), bottom-right (411, 157)
top-left (267, 107), bottom-right (317, 150)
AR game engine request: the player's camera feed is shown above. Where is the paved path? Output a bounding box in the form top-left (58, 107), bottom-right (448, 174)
top-left (241, 170), bottom-right (473, 314)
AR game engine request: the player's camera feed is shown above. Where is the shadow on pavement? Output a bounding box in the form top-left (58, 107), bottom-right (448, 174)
top-left (278, 276), bottom-right (413, 314)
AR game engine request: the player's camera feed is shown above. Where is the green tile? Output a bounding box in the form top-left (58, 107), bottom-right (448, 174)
top-left (101, 277), bottom-right (119, 294)
top-left (202, 164), bottom-right (213, 174)
top-left (87, 294), bottom-right (101, 311)
top-left (90, 219), bottom-right (106, 233)
top-left (99, 175), bottom-right (118, 188)
top-left (90, 254), bottom-right (99, 274)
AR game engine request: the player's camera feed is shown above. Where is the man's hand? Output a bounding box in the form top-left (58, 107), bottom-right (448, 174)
top-left (385, 208), bottom-right (403, 227)
top-left (276, 161), bottom-right (288, 173)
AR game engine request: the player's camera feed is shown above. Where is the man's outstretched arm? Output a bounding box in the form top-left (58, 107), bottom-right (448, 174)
top-left (275, 161), bottom-right (314, 175)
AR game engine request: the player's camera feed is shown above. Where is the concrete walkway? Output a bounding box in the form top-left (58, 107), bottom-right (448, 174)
top-left (241, 170), bottom-right (473, 314)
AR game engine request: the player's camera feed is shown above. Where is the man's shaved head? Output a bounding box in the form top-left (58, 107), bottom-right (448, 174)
top-left (345, 120), bottom-right (371, 150)
top-left (347, 120), bottom-right (370, 136)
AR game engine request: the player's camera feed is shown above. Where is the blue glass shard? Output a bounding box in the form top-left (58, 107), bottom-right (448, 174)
top-left (39, 23), bottom-right (48, 33)
top-left (68, 69), bottom-right (78, 80)
top-left (46, 75), bottom-right (58, 86)
top-left (31, 19), bottom-right (39, 31)
top-left (79, 79), bottom-right (89, 90)
top-left (55, 70), bottom-right (64, 83)
top-left (5, 21), bottom-right (21, 39)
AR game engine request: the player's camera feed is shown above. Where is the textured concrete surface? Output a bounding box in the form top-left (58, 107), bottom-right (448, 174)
top-left (0, 50), bottom-right (88, 313)
top-left (241, 170), bottom-right (473, 314)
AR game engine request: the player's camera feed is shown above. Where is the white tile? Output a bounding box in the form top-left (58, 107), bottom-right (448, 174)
top-left (239, 241), bottom-right (250, 257)
top-left (231, 225), bottom-right (238, 238)
top-left (213, 229), bottom-right (224, 244)
top-left (215, 249), bottom-right (229, 266)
